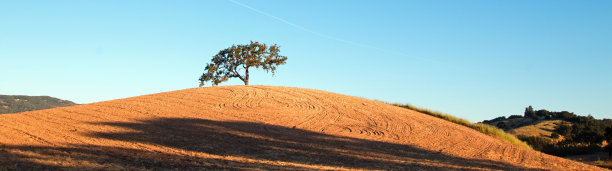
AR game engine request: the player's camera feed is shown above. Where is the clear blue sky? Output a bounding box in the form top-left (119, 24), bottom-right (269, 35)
top-left (1, 0), bottom-right (610, 122)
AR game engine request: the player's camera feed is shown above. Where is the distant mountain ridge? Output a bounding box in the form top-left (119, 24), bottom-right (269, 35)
top-left (0, 95), bottom-right (77, 114)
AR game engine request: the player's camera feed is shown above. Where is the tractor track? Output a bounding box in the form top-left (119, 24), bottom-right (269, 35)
top-left (0, 85), bottom-right (605, 170)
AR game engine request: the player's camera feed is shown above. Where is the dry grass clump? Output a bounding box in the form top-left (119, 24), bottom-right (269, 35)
top-left (393, 103), bottom-right (532, 150)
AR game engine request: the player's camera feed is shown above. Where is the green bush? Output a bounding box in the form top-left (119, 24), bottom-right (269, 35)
top-left (518, 135), bottom-right (604, 156)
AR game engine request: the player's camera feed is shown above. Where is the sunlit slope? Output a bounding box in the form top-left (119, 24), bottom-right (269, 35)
top-left (509, 120), bottom-right (569, 141)
top-left (0, 86), bottom-right (604, 170)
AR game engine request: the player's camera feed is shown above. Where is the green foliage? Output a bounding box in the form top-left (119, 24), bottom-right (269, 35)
top-left (554, 124), bottom-right (573, 137)
top-left (605, 127), bottom-right (612, 156)
top-left (518, 135), bottom-right (603, 156)
top-left (550, 132), bottom-right (560, 139)
top-left (0, 95), bottom-right (76, 114)
top-left (482, 116), bottom-right (506, 124)
top-left (496, 122), bottom-right (507, 130)
top-left (517, 135), bottom-right (552, 151)
top-left (606, 127), bottom-right (612, 142)
top-left (199, 41), bottom-right (287, 86)
top-left (524, 105), bottom-right (537, 119)
top-left (483, 106), bottom-right (612, 156)
top-left (570, 122), bottom-right (605, 144)
top-left (393, 103), bottom-right (532, 150)
top-left (536, 109), bottom-right (551, 119)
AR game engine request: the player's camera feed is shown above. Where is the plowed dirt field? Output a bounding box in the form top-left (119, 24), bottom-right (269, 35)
top-left (0, 86), bottom-right (605, 170)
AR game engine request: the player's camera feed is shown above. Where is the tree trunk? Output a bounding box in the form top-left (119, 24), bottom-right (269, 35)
top-left (244, 68), bottom-right (249, 85)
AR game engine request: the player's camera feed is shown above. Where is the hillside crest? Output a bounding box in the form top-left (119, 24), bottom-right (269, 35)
top-left (0, 86), bottom-right (604, 170)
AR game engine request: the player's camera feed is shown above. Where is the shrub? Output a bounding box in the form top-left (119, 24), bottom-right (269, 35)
top-left (555, 124), bottom-right (573, 138)
top-left (496, 122), bottom-right (508, 130)
top-left (482, 116), bottom-right (506, 124)
top-left (551, 132), bottom-right (560, 139)
top-left (518, 135), bottom-right (604, 156)
top-left (517, 135), bottom-right (552, 151)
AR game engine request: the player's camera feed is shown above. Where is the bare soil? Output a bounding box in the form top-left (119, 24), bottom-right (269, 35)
top-left (0, 86), bottom-right (606, 170)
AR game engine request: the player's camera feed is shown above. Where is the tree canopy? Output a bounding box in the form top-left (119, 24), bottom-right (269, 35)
top-left (199, 41), bottom-right (287, 86)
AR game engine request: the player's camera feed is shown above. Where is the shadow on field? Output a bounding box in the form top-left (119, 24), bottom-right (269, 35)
top-left (0, 117), bottom-right (543, 170)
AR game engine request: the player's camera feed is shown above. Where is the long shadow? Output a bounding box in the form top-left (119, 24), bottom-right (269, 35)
top-left (1, 117), bottom-right (543, 170)
top-left (0, 145), bottom-right (313, 170)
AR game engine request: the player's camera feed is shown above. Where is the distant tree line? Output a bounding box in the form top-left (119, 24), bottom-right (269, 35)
top-left (0, 95), bottom-right (76, 114)
top-left (483, 106), bottom-right (612, 157)
top-left (517, 135), bottom-right (604, 156)
top-left (483, 106), bottom-right (594, 125)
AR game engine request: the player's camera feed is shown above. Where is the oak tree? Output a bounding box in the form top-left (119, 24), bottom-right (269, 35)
top-left (199, 41), bottom-right (287, 86)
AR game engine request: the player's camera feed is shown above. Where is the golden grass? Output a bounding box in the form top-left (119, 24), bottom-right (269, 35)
top-left (392, 103), bottom-right (533, 150)
top-left (509, 120), bottom-right (566, 141)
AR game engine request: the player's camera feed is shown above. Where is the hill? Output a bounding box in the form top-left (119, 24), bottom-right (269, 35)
top-left (0, 86), bottom-right (605, 170)
top-left (0, 95), bottom-right (76, 114)
top-left (482, 107), bottom-right (612, 168)
top-left (482, 107), bottom-right (612, 156)
top-left (508, 120), bottom-right (569, 141)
